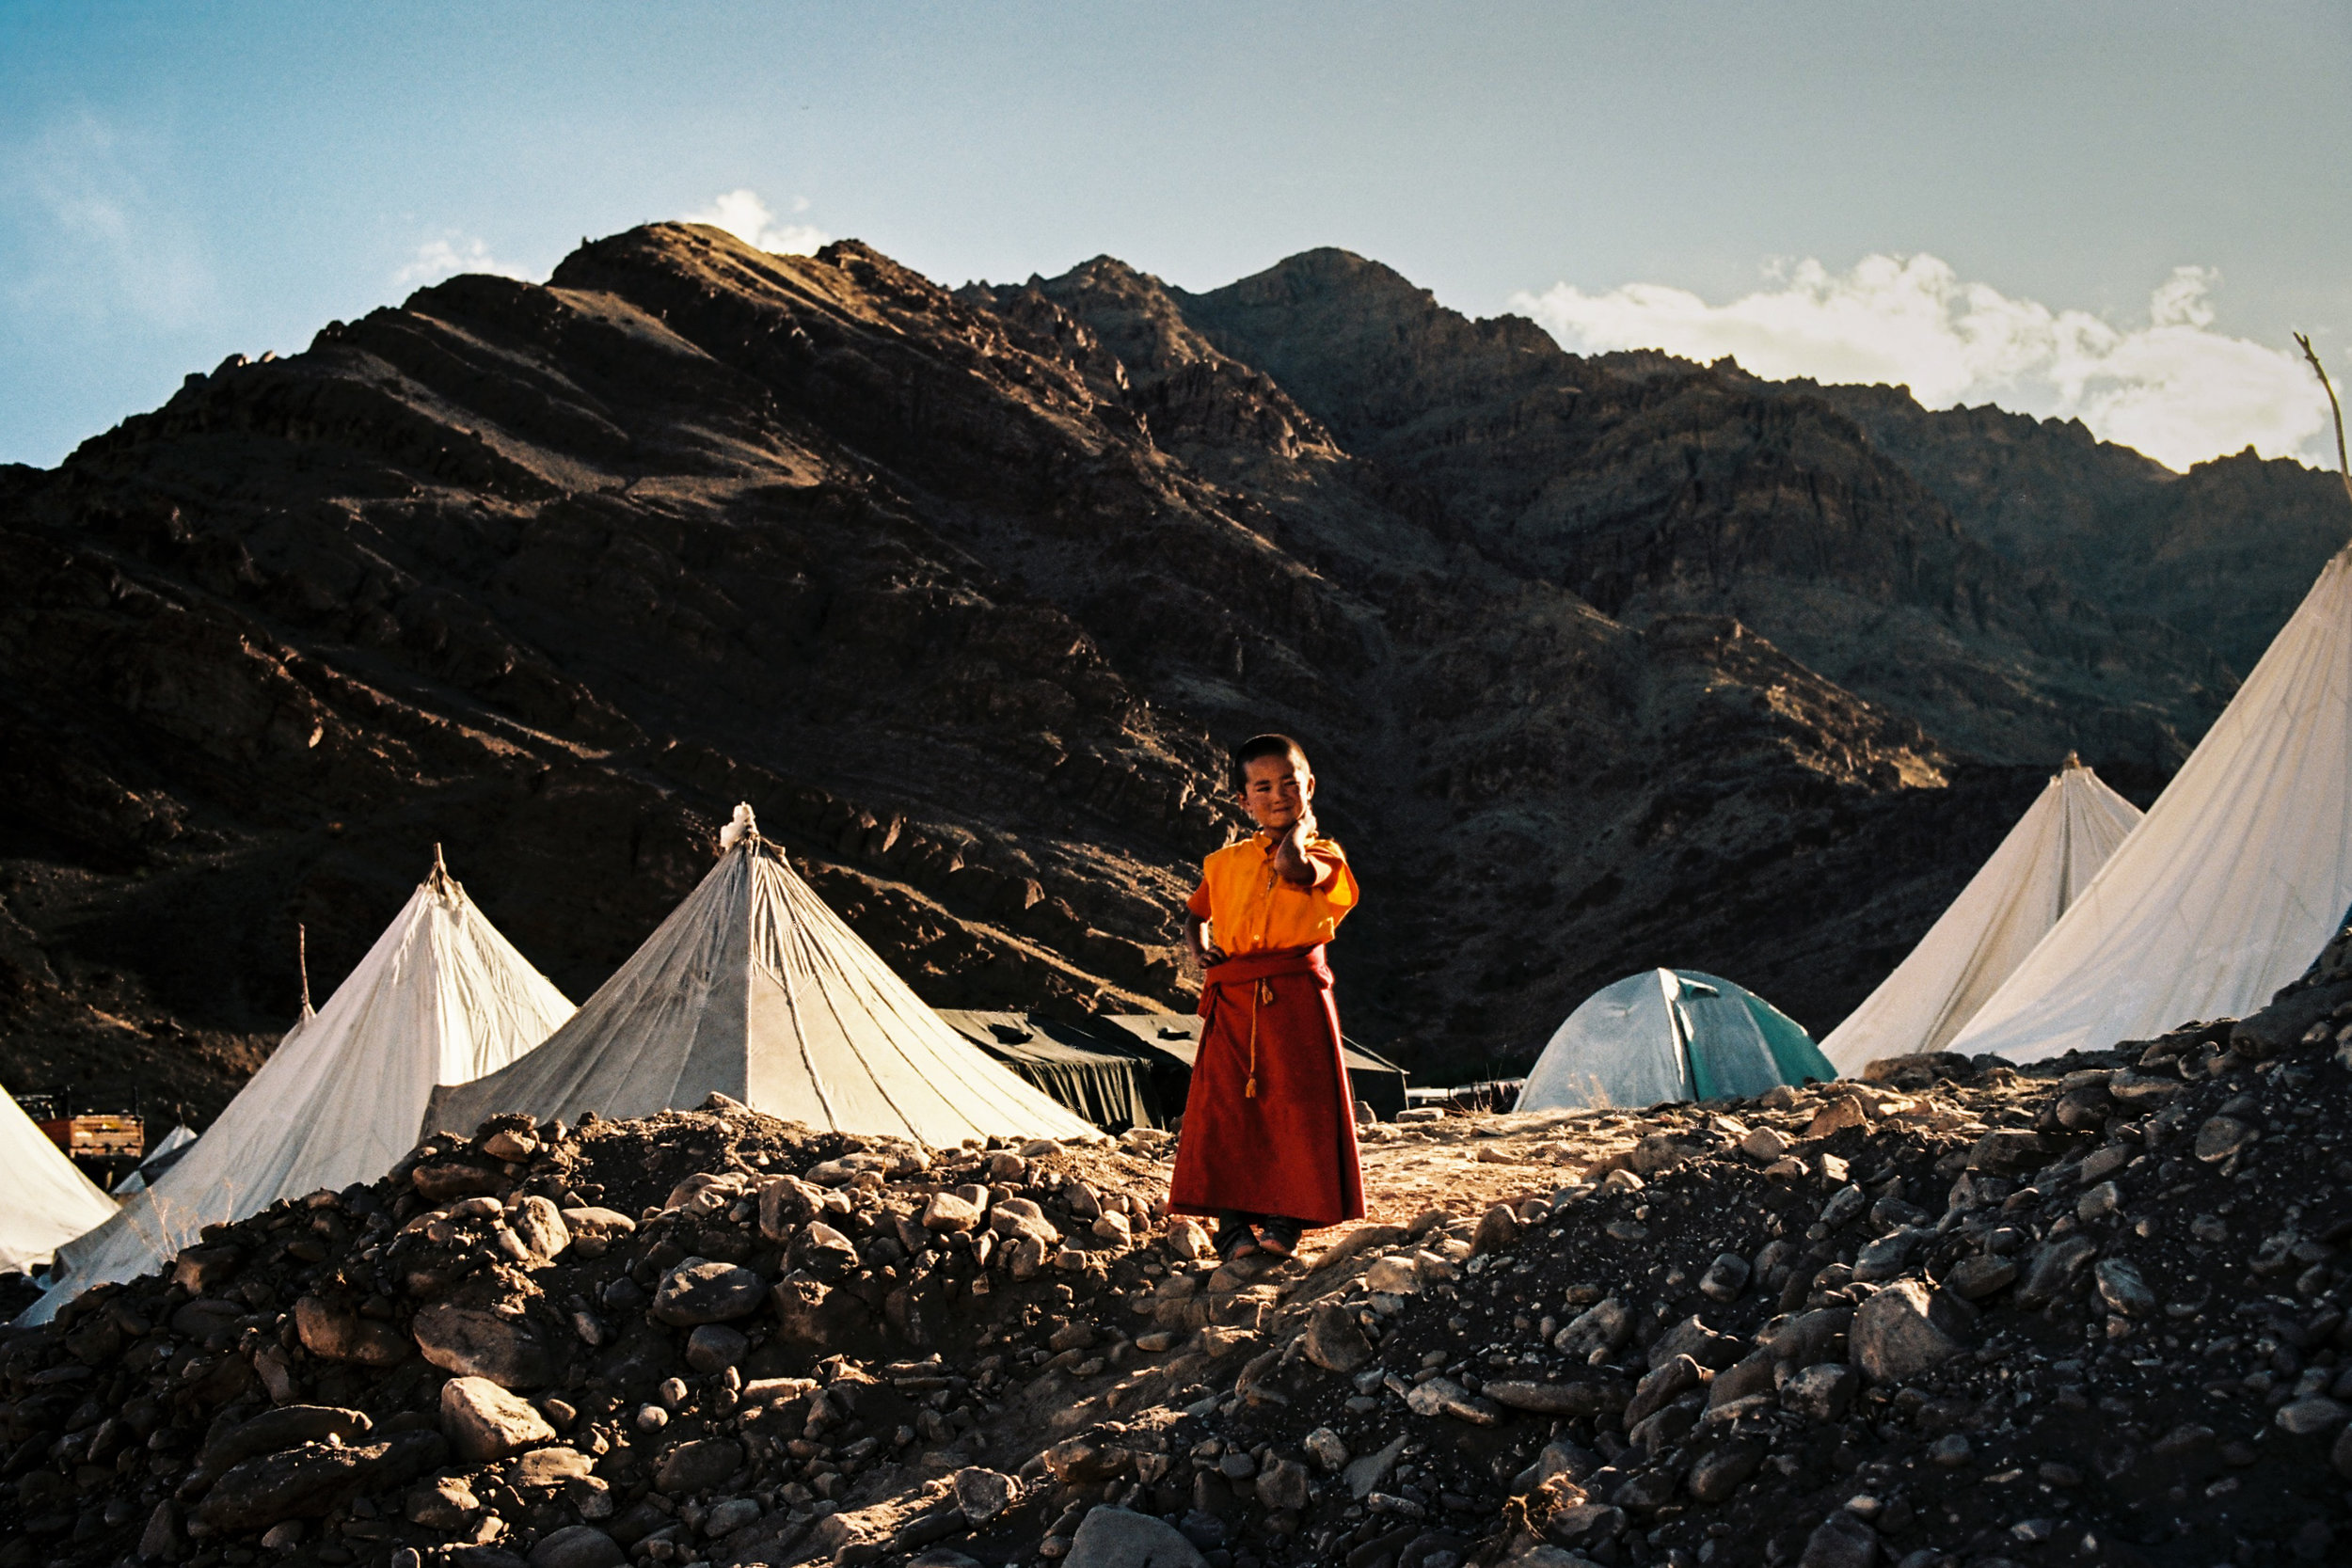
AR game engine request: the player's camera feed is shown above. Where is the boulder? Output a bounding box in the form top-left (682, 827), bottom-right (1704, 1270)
top-left (797, 1223), bottom-right (863, 1280)
top-left (1623, 1355), bottom-right (1706, 1431)
top-left (654, 1437), bottom-right (744, 1494)
top-left (199, 1405), bottom-right (373, 1475)
top-left (1255, 1457), bottom-right (1310, 1512)
top-left (1798, 1510), bottom-right (1879, 1568)
top-left (757, 1174), bottom-right (829, 1238)
top-left (952, 1466), bottom-right (1018, 1525)
top-left (1648, 1316), bottom-right (1742, 1370)
top-left (1687, 1437), bottom-right (1765, 1503)
top-left (1064, 1506), bottom-right (1206, 1568)
top-left (2013, 1234), bottom-right (2098, 1308)
top-left (1850, 1280), bottom-right (1972, 1382)
top-left (513, 1448), bottom-right (596, 1488)
top-left (2195, 1116), bottom-right (2258, 1163)
top-left (2094, 1259), bottom-right (2156, 1318)
top-left (1484, 1380), bottom-right (1623, 1418)
top-left (414, 1303), bottom-right (556, 1388)
top-left (922, 1190), bottom-right (985, 1233)
top-left (509, 1196), bottom-right (571, 1261)
top-left (195, 1431), bottom-right (447, 1531)
top-left (1780, 1363), bottom-right (1858, 1423)
top-left (1552, 1297), bottom-right (1631, 1362)
top-left (685, 1323), bottom-right (749, 1372)
top-left (1943, 1255), bottom-right (2017, 1300)
top-left (1697, 1253), bottom-right (1750, 1303)
top-left (528, 1527), bottom-right (624, 1568)
top-left (1303, 1304), bottom-right (1373, 1373)
top-left (652, 1259), bottom-right (767, 1324)
top-left (294, 1297), bottom-right (411, 1366)
top-left (442, 1376), bottom-right (557, 1461)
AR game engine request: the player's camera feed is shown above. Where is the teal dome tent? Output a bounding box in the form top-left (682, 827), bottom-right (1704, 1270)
top-left (1516, 969), bottom-right (1832, 1112)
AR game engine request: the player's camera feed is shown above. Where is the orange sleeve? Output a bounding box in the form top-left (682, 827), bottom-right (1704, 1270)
top-left (1314, 849), bottom-right (1360, 916)
top-left (1185, 877), bottom-right (1213, 920)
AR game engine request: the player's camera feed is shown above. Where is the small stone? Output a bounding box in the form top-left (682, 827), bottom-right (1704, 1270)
top-left (634, 1403), bottom-right (667, 1433)
top-left (2075, 1181), bottom-right (2123, 1222)
top-left (953, 1465), bottom-right (1018, 1524)
top-left (512, 1447), bottom-right (594, 1487)
top-left (1806, 1096), bottom-right (1869, 1140)
top-left (1782, 1363), bottom-right (1859, 1423)
top-left (138, 1500), bottom-right (182, 1560)
top-left (2276, 1397), bottom-right (2350, 1436)
top-left (1740, 1126), bottom-right (1789, 1162)
top-left (405, 1477), bottom-right (479, 1528)
top-left (1818, 1185), bottom-right (1867, 1229)
top-left (685, 1323), bottom-right (749, 1372)
top-left (1167, 1220), bottom-right (1212, 1260)
top-left (1552, 1296), bottom-right (1631, 1361)
top-left (2094, 1259), bottom-right (2156, 1318)
top-left (509, 1196), bottom-right (571, 1261)
top-left (1944, 1255), bottom-right (2017, 1300)
top-left (1471, 1203), bottom-right (1521, 1257)
top-left (922, 1190), bottom-right (985, 1232)
top-left (705, 1497), bottom-right (760, 1535)
top-left (260, 1521), bottom-right (303, 1550)
top-left (2195, 1116), bottom-right (2257, 1163)
top-left (1698, 1253), bottom-right (1751, 1302)
top-left (1304, 1428), bottom-right (1350, 1473)
top-left (1092, 1212), bottom-right (1133, 1243)
top-left (294, 1297), bottom-right (412, 1366)
top-left (1851, 1229), bottom-right (1921, 1284)
top-left (1928, 1433), bottom-right (1972, 1468)
top-left (1851, 1279), bottom-right (1972, 1382)
top-left (442, 1376), bottom-right (555, 1462)
top-left (1366, 1255), bottom-right (1422, 1294)
top-left (1256, 1457), bottom-right (1310, 1511)
top-left (1135, 1330), bottom-right (1180, 1353)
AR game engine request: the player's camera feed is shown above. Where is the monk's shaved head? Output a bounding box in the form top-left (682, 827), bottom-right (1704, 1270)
top-left (1230, 733), bottom-right (1311, 794)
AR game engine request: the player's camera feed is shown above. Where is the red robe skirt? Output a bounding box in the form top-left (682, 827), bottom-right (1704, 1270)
top-left (1168, 946), bottom-right (1366, 1227)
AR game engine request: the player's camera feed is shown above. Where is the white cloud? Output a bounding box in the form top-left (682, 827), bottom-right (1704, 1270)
top-left (394, 233), bottom-right (535, 289)
top-left (1513, 254), bottom-right (2332, 471)
top-left (685, 189), bottom-right (829, 255)
top-left (3, 111), bottom-right (215, 327)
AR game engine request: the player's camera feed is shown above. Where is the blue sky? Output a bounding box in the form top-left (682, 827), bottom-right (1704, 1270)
top-left (4, 2), bottom-right (2347, 469)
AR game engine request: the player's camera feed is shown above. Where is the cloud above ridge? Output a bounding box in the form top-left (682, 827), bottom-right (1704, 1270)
top-left (1513, 255), bottom-right (2331, 471)
top-left (394, 233), bottom-right (534, 289)
top-left (686, 189), bottom-right (830, 256)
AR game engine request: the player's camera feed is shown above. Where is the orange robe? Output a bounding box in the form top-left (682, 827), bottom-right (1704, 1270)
top-left (1169, 833), bottom-right (1366, 1227)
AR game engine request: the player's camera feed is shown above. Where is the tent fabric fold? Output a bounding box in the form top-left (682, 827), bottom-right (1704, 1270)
top-left (0, 1082), bottom-right (119, 1277)
top-left (422, 828), bottom-right (1098, 1148)
top-left (1517, 969), bottom-right (1832, 1113)
top-left (1820, 759), bottom-right (2143, 1074)
top-left (935, 1011), bottom-right (1161, 1132)
top-left (19, 863), bottom-right (571, 1323)
top-left (1952, 545), bottom-right (2352, 1064)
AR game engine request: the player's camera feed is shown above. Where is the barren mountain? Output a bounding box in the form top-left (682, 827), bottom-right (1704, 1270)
top-left (0, 227), bottom-right (2330, 1120)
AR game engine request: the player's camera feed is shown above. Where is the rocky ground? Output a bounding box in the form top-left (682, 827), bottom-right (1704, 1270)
top-left (12, 939), bottom-right (2352, 1568)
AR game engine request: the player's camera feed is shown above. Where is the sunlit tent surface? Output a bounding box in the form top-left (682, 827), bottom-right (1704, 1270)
top-left (424, 809), bottom-right (1097, 1148)
top-left (0, 1081), bottom-right (118, 1277)
top-left (1517, 969), bottom-right (1832, 1112)
top-left (1953, 543), bottom-right (2352, 1064)
top-left (20, 857), bottom-right (572, 1323)
top-left (1820, 757), bottom-right (2142, 1074)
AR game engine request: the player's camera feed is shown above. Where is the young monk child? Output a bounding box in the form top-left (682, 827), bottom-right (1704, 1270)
top-left (1169, 733), bottom-right (1365, 1260)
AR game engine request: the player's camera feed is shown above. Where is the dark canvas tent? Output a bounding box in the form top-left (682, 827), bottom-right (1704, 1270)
top-left (934, 1011), bottom-right (1164, 1132)
top-left (1093, 1012), bottom-right (1410, 1121)
top-left (1517, 969), bottom-right (1832, 1112)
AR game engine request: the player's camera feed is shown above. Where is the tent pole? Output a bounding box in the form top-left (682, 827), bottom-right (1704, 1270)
top-left (2296, 333), bottom-right (2352, 513)
top-left (297, 923), bottom-right (312, 1017)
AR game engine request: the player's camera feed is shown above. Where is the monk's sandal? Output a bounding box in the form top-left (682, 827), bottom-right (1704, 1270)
top-left (1214, 1216), bottom-right (1261, 1260)
top-left (1255, 1218), bottom-right (1303, 1259)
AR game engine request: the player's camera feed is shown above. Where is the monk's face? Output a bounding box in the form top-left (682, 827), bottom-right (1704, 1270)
top-left (1238, 753), bottom-right (1314, 832)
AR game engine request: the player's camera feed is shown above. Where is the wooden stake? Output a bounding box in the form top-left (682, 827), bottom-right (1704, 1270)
top-left (2296, 332), bottom-right (2352, 511)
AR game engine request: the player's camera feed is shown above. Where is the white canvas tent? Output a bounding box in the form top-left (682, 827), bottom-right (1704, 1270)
top-left (1951, 542), bottom-right (2352, 1063)
top-left (112, 1122), bottom-right (198, 1196)
top-left (0, 1083), bottom-right (119, 1276)
top-left (1518, 969), bottom-right (1835, 1112)
top-left (1820, 757), bottom-right (2142, 1074)
top-left (423, 807), bottom-right (1098, 1148)
top-left (20, 854), bottom-right (572, 1323)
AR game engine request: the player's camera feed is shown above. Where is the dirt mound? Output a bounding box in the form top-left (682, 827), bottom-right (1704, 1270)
top-left (11, 954), bottom-right (2352, 1568)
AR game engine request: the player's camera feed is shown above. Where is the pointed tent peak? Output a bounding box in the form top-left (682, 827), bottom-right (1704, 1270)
top-left (2060, 751), bottom-right (2083, 771)
top-left (720, 802), bottom-right (759, 851)
top-left (424, 844), bottom-right (468, 908)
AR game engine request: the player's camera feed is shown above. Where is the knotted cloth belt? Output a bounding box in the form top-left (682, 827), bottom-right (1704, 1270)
top-left (1200, 947), bottom-right (1332, 1100)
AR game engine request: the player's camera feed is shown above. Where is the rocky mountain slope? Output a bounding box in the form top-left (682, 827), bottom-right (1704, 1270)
top-left (0, 225), bottom-right (2335, 1119)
